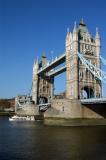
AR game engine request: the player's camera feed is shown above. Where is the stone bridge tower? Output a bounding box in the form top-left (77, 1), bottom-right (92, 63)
top-left (32, 58), bottom-right (39, 104)
top-left (32, 54), bottom-right (54, 104)
top-left (66, 19), bottom-right (102, 99)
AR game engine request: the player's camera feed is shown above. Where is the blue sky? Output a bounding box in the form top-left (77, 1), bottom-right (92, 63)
top-left (0, 0), bottom-right (106, 98)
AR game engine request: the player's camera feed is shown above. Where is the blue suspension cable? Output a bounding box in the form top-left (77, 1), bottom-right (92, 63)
top-left (78, 52), bottom-right (106, 83)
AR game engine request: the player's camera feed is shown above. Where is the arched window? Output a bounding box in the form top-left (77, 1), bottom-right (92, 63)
top-left (86, 68), bottom-right (89, 78)
top-left (81, 86), bottom-right (94, 99)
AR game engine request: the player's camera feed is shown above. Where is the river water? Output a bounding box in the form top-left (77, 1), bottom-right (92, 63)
top-left (0, 117), bottom-right (106, 160)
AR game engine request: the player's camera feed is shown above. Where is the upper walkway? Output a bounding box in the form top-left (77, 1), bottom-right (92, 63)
top-left (37, 53), bottom-right (66, 74)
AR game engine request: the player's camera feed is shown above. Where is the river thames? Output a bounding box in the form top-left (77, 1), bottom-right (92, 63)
top-left (0, 116), bottom-right (106, 160)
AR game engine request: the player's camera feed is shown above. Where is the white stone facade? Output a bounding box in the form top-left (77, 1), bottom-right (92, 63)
top-left (66, 20), bottom-right (101, 99)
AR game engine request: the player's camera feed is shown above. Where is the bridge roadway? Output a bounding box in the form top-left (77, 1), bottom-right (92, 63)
top-left (81, 98), bottom-right (106, 104)
top-left (38, 95), bottom-right (106, 108)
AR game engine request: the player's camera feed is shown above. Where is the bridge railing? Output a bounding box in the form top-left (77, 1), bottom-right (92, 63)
top-left (81, 97), bottom-right (106, 104)
top-left (39, 103), bottom-right (51, 111)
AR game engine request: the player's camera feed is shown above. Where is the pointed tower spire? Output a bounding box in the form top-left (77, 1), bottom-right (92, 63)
top-left (34, 56), bottom-right (38, 65)
top-left (66, 27), bottom-right (70, 40)
top-left (81, 17), bottom-right (84, 23)
top-left (36, 56), bottom-right (39, 62)
top-left (67, 27), bottom-right (69, 34)
top-left (73, 21), bottom-right (77, 32)
top-left (79, 18), bottom-right (86, 26)
top-left (36, 56), bottom-right (39, 66)
top-left (34, 59), bottom-right (36, 65)
top-left (42, 52), bottom-right (46, 58)
top-left (73, 21), bottom-right (78, 41)
top-left (80, 18), bottom-right (84, 24)
top-left (95, 27), bottom-right (100, 57)
top-left (95, 27), bottom-right (100, 39)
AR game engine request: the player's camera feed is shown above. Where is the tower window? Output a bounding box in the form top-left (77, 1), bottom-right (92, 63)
top-left (43, 87), bottom-right (46, 92)
top-left (86, 69), bottom-right (89, 78)
top-left (82, 44), bottom-right (84, 50)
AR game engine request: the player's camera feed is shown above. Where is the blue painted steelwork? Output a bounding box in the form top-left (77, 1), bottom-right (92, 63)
top-left (78, 52), bottom-right (106, 83)
top-left (100, 56), bottom-right (106, 66)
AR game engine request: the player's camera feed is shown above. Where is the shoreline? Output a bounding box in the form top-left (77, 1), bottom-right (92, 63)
top-left (44, 117), bottom-right (106, 126)
top-left (0, 112), bottom-right (15, 116)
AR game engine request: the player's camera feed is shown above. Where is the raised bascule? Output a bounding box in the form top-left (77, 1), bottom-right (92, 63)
top-left (18, 19), bottom-right (106, 125)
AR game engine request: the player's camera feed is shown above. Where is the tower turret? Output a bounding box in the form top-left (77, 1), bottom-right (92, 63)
top-left (66, 28), bottom-right (72, 52)
top-left (95, 27), bottom-right (100, 40)
top-left (66, 21), bottom-right (79, 99)
top-left (39, 53), bottom-right (48, 68)
top-left (66, 19), bottom-right (102, 99)
top-left (33, 58), bottom-right (38, 74)
top-left (32, 58), bottom-right (39, 104)
top-left (95, 28), bottom-right (100, 56)
top-left (72, 21), bottom-right (78, 42)
top-left (95, 27), bottom-right (101, 70)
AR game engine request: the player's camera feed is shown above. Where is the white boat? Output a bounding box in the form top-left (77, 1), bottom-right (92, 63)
top-left (9, 115), bottom-right (35, 121)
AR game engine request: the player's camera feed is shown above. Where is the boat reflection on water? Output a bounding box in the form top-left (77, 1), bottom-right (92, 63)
top-left (9, 115), bottom-right (35, 121)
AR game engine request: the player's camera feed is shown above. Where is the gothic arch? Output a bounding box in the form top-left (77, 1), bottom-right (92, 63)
top-left (81, 86), bottom-right (94, 99)
top-left (39, 96), bottom-right (48, 104)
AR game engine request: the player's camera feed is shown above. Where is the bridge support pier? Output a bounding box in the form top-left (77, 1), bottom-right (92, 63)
top-left (44, 99), bottom-right (106, 126)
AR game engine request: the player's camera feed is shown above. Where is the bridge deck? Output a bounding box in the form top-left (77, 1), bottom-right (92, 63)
top-left (39, 103), bottom-right (51, 111)
top-left (81, 98), bottom-right (106, 104)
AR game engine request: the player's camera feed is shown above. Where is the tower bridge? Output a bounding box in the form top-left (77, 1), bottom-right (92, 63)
top-left (16, 19), bottom-right (106, 125)
top-left (32, 19), bottom-right (105, 105)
